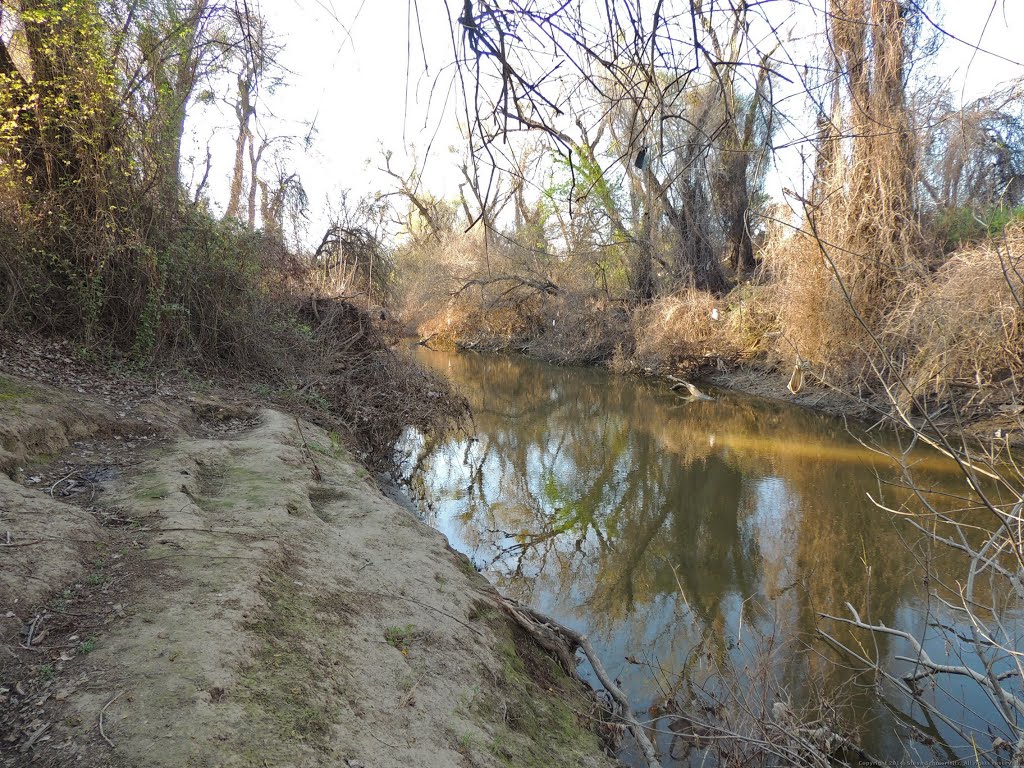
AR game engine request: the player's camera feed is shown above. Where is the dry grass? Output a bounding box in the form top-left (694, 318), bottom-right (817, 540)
top-left (627, 287), bottom-right (778, 375)
top-left (771, 212), bottom-right (1023, 408)
top-left (884, 224), bottom-right (1024, 405)
top-left (772, 231), bottom-right (879, 383)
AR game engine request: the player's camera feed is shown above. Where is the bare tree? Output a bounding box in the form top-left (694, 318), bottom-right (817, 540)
top-left (919, 79), bottom-right (1024, 217)
top-left (379, 149), bottom-right (458, 242)
top-left (223, 0), bottom-right (281, 222)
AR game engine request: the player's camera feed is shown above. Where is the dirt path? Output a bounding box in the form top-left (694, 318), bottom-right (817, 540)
top-left (0, 375), bottom-right (618, 768)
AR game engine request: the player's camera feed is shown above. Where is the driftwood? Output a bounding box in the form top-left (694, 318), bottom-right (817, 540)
top-left (667, 376), bottom-right (713, 401)
top-left (492, 594), bottom-right (663, 768)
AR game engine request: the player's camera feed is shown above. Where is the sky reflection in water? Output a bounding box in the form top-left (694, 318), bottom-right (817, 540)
top-left (402, 348), bottom-right (1006, 766)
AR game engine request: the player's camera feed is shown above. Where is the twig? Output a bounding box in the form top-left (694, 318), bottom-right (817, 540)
top-left (99, 690), bottom-right (124, 748)
top-left (0, 539), bottom-right (42, 548)
top-left (149, 527), bottom-right (277, 541)
top-left (25, 613), bottom-right (41, 647)
top-left (49, 471), bottom-right (78, 498)
top-left (18, 722), bottom-right (50, 753)
top-left (143, 553), bottom-right (262, 562)
top-left (293, 418), bottom-right (322, 482)
top-left (339, 589), bottom-right (483, 637)
top-left (369, 731), bottom-right (401, 749)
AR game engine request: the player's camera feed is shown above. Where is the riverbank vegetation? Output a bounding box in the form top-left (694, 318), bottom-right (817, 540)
top-left (394, 2), bottom-right (1023, 425)
top-left (0, 1), bottom-right (463, 467)
top-left (396, 2), bottom-right (1024, 766)
top-left (1, 1), bottom-right (1022, 766)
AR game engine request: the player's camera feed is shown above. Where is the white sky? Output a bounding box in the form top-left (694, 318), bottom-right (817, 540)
top-left (183, 0), bottom-right (1024, 241)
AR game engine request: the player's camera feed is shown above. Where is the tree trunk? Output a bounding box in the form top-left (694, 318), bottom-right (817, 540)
top-left (650, 169), bottom-right (730, 295)
top-left (247, 137), bottom-right (266, 229)
top-left (721, 157), bottom-right (755, 275)
top-left (632, 241), bottom-right (656, 303)
top-left (152, 1), bottom-right (208, 213)
top-left (225, 76), bottom-right (253, 220)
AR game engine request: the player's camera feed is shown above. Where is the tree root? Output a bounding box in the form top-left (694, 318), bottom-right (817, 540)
top-left (490, 593), bottom-right (663, 768)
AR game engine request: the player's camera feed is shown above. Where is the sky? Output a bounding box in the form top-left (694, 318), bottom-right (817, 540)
top-left (182, 0), bottom-right (1024, 243)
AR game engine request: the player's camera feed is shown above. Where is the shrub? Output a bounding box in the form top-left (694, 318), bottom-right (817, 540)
top-left (928, 205), bottom-right (1024, 254)
top-left (884, 223), bottom-right (1024, 406)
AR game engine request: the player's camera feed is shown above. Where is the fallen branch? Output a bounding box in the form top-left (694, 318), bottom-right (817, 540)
top-left (454, 273), bottom-right (560, 298)
top-left (416, 332), bottom-right (438, 348)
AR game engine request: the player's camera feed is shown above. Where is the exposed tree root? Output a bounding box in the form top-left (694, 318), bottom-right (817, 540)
top-left (489, 593), bottom-right (664, 768)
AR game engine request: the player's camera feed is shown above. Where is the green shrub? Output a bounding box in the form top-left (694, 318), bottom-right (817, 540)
top-left (930, 205), bottom-right (1024, 253)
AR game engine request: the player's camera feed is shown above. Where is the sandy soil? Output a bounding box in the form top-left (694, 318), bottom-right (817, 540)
top-left (0, 372), bottom-right (618, 768)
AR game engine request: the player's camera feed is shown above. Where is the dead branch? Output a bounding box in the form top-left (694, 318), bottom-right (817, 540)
top-left (293, 417), bottom-right (322, 482)
top-left (823, 602), bottom-right (1024, 717)
top-left (454, 274), bottom-right (560, 298)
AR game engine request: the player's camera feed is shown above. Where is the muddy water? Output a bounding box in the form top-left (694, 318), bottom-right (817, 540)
top-left (401, 349), bottom-right (1005, 766)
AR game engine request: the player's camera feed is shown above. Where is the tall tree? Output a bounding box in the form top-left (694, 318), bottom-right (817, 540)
top-left (223, 1), bottom-right (279, 222)
top-left (138, 0), bottom-right (220, 212)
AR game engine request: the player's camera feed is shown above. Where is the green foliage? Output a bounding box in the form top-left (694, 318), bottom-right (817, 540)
top-left (0, 1), bottom-right (148, 343)
top-left (0, 1), bottom-right (305, 373)
top-left (0, 376), bottom-right (30, 402)
top-left (384, 624), bottom-right (417, 653)
top-left (930, 205), bottom-right (1024, 253)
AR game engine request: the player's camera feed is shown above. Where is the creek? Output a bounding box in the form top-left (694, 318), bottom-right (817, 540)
top-left (401, 348), bottom-right (1011, 766)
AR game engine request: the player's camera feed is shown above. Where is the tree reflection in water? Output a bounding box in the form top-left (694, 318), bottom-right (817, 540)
top-left (400, 349), bottom-right (997, 765)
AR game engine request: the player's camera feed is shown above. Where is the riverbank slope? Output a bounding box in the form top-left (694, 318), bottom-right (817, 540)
top-left (0, 367), bottom-right (617, 768)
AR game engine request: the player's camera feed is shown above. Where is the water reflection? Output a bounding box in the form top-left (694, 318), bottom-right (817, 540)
top-left (402, 349), bottom-right (998, 765)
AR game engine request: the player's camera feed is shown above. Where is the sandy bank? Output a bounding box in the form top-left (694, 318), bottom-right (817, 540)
top-left (0, 374), bottom-right (618, 768)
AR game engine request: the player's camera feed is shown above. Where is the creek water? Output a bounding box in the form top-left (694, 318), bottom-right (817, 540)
top-left (400, 348), bottom-right (1013, 766)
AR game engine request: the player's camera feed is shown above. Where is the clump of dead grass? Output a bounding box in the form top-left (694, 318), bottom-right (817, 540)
top-left (628, 288), bottom-right (778, 375)
top-left (528, 293), bottom-right (630, 365)
top-left (772, 231), bottom-right (878, 383)
top-left (884, 224), bottom-right (1024, 405)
